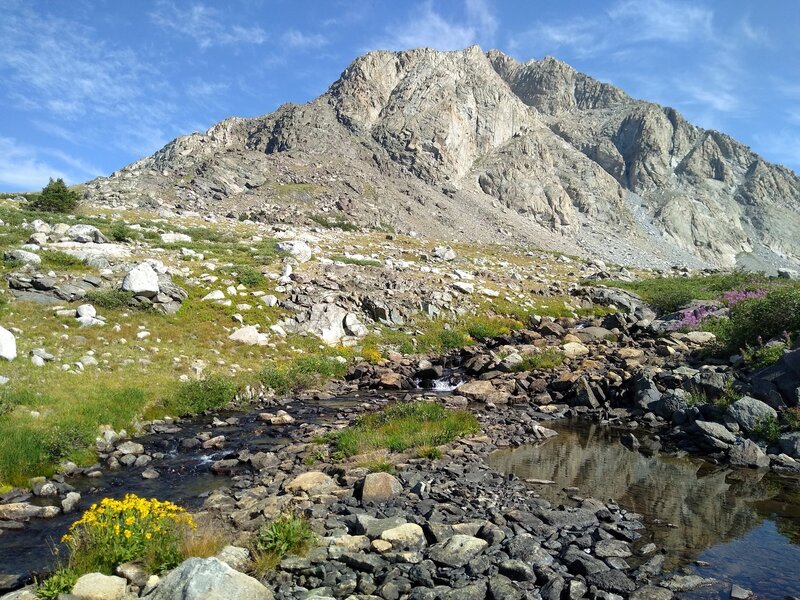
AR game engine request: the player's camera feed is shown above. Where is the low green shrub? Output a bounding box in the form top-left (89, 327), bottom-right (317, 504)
top-left (743, 342), bottom-right (786, 369)
top-left (466, 316), bottom-right (519, 341)
top-left (259, 356), bottom-right (347, 395)
top-left (40, 250), bottom-right (85, 271)
top-left (252, 513), bottom-right (315, 574)
top-left (512, 349), bottom-right (566, 371)
top-left (108, 221), bottom-right (135, 242)
top-left (724, 288), bottom-right (800, 353)
top-left (359, 460), bottom-right (397, 473)
top-left (783, 407), bottom-right (800, 431)
top-left (752, 415), bottom-right (781, 442)
top-left (83, 289), bottom-right (135, 310)
top-left (172, 375), bottom-right (238, 415)
top-left (332, 401), bottom-right (479, 457)
top-left (36, 567), bottom-right (78, 600)
top-left (330, 255), bottom-right (383, 267)
top-left (223, 264), bottom-right (264, 287)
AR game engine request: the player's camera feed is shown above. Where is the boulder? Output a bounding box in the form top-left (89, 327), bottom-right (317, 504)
top-left (4, 249), bottom-right (40, 266)
top-left (285, 471), bottom-right (338, 495)
top-left (779, 432), bottom-right (800, 458)
top-left (304, 303), bottom-right (348, 345)
top-left (728, 439), bottom-right (770, 468)
top-left (275, 240), bottom-right (312, 262)
top-left (145, 557), bottom-right (273, 600)
top-left (0, 327), bottom-right (17, 361)
top-left (379, 523), bottom-right (426, 550)
top-left (66, 224), bottom-right (108, 244)
top-left (71, 573), bottom-right (126, 600)
top-left (429, 534), bottom-right (488, 567)
top-left (361, 472), bottom-right (402, 504)
top-left (160, 232), bottom-right (192, 243)
top-left (562, 341), bottom-right (589, 359)
top-left (726, 396), bottom-right (777, 433)
top-left (228, 326), bottom-right (269, 346)
top-left (121, 263), bottom-right (159, 298)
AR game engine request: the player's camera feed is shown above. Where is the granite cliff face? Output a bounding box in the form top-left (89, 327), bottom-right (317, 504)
top-left (86, 47), bottom-right (800, 270)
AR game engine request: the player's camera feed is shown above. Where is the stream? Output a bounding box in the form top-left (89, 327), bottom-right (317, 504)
top-left (2, 396), bottom-right (800, 597)
top-left (488, 420), bottom-right (800, 598)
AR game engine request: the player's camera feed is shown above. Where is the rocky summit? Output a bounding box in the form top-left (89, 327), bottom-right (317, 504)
top-left (86, 46), bottom-right (800, 272)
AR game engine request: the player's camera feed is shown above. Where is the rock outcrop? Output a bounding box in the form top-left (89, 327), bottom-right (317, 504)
top-left (85, 47), bottom-right (800, 271)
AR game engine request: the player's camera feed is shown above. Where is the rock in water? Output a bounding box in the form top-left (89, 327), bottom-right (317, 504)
top-left (146, 557), bottom-right (273, 600)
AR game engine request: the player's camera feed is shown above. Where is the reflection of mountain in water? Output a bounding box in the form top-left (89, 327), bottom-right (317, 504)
top-left (487, 421), bottom-right (798, 568)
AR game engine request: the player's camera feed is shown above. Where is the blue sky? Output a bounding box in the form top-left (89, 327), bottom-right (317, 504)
top-left (1, 0), bottom-right (798, 191)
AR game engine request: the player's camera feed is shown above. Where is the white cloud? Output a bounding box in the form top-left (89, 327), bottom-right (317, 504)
top-left (150, 2), bottom-right (267, 49)
top-left (0, 137), bottom-right (99, 190)
top-left (282, 30), bottom-right (329, 49)
top-left (377, 0), bottom-right (498, 51)
top-left (607, 0), bottom-right (713, 43)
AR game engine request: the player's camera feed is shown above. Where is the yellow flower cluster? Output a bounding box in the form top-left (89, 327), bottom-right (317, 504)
top-left (61, 494), bottom-right (195, 544)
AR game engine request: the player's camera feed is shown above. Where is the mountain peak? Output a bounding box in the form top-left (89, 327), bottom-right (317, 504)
top-left (86, 47), bottom-right (800, 272)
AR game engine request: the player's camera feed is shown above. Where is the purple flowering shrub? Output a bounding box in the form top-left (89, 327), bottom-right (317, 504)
top-left (721, 289), bottom-right (768, 306)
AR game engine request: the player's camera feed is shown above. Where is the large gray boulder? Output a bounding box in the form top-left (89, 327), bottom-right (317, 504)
top-left (428, 534), bottom-right (488, 568)
top-left (0, 326), bottom-right (16, 361)
top-left (66, 224), bottom-right (108, 244)
top-left (121, 262), bottom-right (160, 297)
top-left (145, 557), bottom-right (273, 600)
top-left (726, 396), bottom-right (777, 433)
top-left (4, 249), bottom-right (41, 266)
top-left (752, 348), bottom-right (800, 406)
top-left (275, 240), bottom-right (312, 262)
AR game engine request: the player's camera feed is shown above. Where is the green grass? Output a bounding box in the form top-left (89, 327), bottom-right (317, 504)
top-left (0, 387), bottom-right (147, 485)
top-left (83, 289), bottom-right (136, 309)
top-left (252, 513), bottom-right (315, 575)
top-left (40, 250), bottom-right (86, 271)
top-left (259, 355), bottom-right (348, 396)
top-left (783, 407), bottom-right (800, 431)
top-left (169, 375), bottom-right (239, 415)
top-left (358, 459), bottom-right (397, 473)
top-left (310, 214), bottom-right (359, 232)
top-left (222, 264), bottom-right (265, 287)
top-left (36, 567), bottom-right (78, 600)
top-left (742, 342), bottom-right (786, 369)
top-left (330, 254), bottom-right (383, 267)
top-left (752, 415), bottom-right (781, 442)
top-left (511, 349), bottom-right (566, 371)
top-left (604, 271), bottom-right (769, 314)
top-left (720, 287), bottom-right (800, 354)
top-left (331, 401), bottom-right (479, 458)
top-left (465, 316), bottom-right (520, 341)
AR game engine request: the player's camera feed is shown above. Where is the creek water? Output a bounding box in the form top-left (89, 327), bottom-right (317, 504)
top-left (487, 420), bottom-right (800, 599)
top-left (0, 398), bottom-right (360, 587)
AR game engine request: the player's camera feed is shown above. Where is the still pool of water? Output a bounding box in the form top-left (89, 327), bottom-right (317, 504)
top-left (487, 420), bottom-right (800, 599)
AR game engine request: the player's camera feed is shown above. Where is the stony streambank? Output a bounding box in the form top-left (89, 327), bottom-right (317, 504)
top-left (1, 302), bottom-right (800, 598)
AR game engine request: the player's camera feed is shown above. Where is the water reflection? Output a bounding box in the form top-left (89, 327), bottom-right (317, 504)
top-left (487, 420), bottom-right (800, 593)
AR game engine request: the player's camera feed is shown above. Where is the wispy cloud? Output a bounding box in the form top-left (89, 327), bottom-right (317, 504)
top-left (282, 30), bottom-right (329, 49)
top-left (377, 0), bottom-right (498, 51)
top-left (0, 136), bottom-right (101, 189)
top-left (606, 0), bottom-right (713, 43)
top-left (150, 1), bottom-right (267, 49)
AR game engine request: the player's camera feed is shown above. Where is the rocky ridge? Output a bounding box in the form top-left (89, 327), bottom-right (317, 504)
top-left (84, 47), bottom-right (800, 272)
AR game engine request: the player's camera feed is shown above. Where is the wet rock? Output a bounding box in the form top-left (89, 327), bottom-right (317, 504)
top-left (146, 557), bottom-right (273, 599)
top-left (587, 569), bottom-right (636, 594)
top-left (728, 439), bottom-right (769, 468)
top-left (694, 421), bottom-right (736, 444)
top-left (594, 539), bottom-right (632, 558)
top-left (62, 491), bottom-right (81, 514)
top-left (116, 441), bottom-right (144, 456)
top-left (630, 586), bottom-right (674, 600)
top-left (778, 432), bottom-right (800, 458)
top-left (0, 502), bottom-right (59, 520)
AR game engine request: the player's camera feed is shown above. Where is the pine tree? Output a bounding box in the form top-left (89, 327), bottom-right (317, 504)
top-left (30, 178), bottom-right (79, 213)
